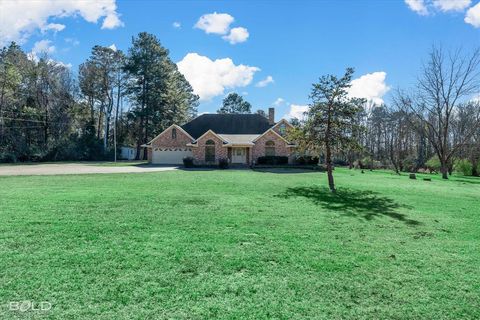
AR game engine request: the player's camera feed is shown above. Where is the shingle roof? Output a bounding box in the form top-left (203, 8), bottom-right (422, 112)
top-left (218, 134), bottom-right (260, 145)
top-left (181, 114), bottom-right (272, 139)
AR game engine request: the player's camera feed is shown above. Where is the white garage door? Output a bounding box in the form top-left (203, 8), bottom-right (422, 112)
top-left (152, 148), bottom-right (192, 164)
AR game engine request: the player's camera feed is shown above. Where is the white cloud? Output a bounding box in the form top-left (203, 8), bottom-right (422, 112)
top-left (101, 11), bottom-right (123, 29)
top-left (173, 21), bottom-right (181, 29)
top-left (194, 12), bottom-right (234, 34)
top-left (222, 27), bottom-right (249, 44)
top-left (348, 71), bottom-right (390, 105)
top-left (55, 60), bottom-right (73, 69)
top-left (405, 0), bottom-right (429, 15)
top-left (273, 98), bottom-right (285, 106)
top-left (433, 0), bottom-right (471, 12)
top-left (465, 2), bottom-right (480, 27)
top-left (32, 40), bottom-right (56, 54)
top-left (0, 0), bottom-right (123, 46)
top-left (108, 44), bottom-right (117, 51)
top-left (177, 53), bottom-right (260, 101)
top-left (406, 0), bottom-right (473, 19)
top-left (43, 23), bottom-right (66, 32)
top-left (195, 13), bottom-right (249, 44)
top-left (286, 104), bottom-right (309, 120)
top-left (256, 75), bottom-right (274, 88)
top-left (29, 40), bottom-right (55, 61)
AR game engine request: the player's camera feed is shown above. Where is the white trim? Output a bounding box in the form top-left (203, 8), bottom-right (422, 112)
top-left (147, 124), bottom-right (194, 145)
top-left (271, 118), bottom-right (294, 131)
top-left (193, 129), bottom-right (229, 144)
top-left (223, 143), bottom-right (254, 147)
top-left (252, 128), bottom-right (292, 144)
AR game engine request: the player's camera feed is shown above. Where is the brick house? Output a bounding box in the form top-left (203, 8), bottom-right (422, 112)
top-left (143, 108), bottom-right (296, 165)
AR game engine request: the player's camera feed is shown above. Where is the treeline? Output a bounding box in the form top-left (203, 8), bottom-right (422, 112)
top-left (292, 47), bottom-right (480, 181)
top-left (0, 32), bottom-right (198, 162)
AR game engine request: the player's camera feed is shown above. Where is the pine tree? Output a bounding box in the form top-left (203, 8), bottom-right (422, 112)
top-left (303, 68), bottom-right (365, 192)
top-left (217, 93), bottom-right (251, 114)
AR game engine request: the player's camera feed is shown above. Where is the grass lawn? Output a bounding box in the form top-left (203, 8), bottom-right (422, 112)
top-left (1, 168), bottom-right (479, 319)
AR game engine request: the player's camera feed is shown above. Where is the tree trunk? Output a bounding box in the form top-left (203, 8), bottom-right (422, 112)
top-left (135, 78), bottom-right (147, 160)
top-left (440, 163), bottom-right (449, 179)
top-left (104, 114), bottom-right (110, 154)
top-left (472, 158), bottom-right (479, 177)
top-left (44, 109), bottom-right (48, 145)
top-left (325, 142), bottom-right (335, 192)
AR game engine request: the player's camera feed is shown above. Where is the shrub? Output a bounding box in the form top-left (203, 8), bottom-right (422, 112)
top-left (402, 155), bottom-right (417, 172)
top-left (361, 156), bottom-right (383, 169)
top-left (353, 160), bottom-right (363, 169)
top-left (295, 156), bottom-right (319, 165)
top-left (362, 156), bottom-right (373, 169)
top-left (333, 158), bottom-right (348, 166)
top-left (218, 158), bottom-right (229, 169)
top-left (426, 156), bottom-right (441, 172)
top-left (317, 164), bottom-right (328, 171)
top-left (296, 156), bottom-right (306, 165)
top-left (257, 156), bottom-right (288, 165)
top-left (183, 157), bottom-right (195, 168)
top-left (0, 152), bottom-right (17, 163)
top-left (455, 159), bottom-right (473, 176)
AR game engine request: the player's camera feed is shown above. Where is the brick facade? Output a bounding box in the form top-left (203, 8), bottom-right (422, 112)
top-left (147, 123), bottom-right (296, 165)
top-left (252, 130), bottom-right (295, 164)
top-left (147, 126), bottom-right (193, 162)
top-left (191, 131), bottom-right (228, 165)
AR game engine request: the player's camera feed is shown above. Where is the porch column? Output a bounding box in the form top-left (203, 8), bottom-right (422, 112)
top-left (227, 147), bottom-right (232, 163)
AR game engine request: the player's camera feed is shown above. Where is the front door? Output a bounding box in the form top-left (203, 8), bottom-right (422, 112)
top-left (232, 148), bottom-right (246, 164)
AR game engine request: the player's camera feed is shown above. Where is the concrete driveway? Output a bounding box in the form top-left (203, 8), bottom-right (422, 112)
top-left (0, 162), bottom-right (178, 176)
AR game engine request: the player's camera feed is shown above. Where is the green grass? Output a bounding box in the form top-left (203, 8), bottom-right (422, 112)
top-left (0, 168), bottom-right (479, 319)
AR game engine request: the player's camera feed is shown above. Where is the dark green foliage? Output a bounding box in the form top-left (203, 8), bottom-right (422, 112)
top-left (217, 93), bottom-right (251, 114)
top-left (455, 159), bottom-right (473, 176)
top-left (218, 158), bottom-right (229, 169)
top-left (295, 155), bottom-right (319, 165)
top-left (426, 155), bottom-right (441, 172)
top-left (0, 34), bottom-right (199, 162)
top-left (297, 68), bottom-right (366, 191)
top-left (124, 32), bottom-right (198, 159)
top-left (257, 156), bottom-right (288, 165)
top-left (183, 156), bottom-right (195, 168)
top-left (0, 151), bottom-right (17, 163)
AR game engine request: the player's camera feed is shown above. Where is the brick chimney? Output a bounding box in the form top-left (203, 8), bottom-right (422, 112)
top-left (268, 107), bottom-right (275, 125)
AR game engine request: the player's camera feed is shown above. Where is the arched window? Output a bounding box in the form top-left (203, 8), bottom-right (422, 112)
top-left (205, 139), bottom-right (215, 162)
top-left (265, 140), bottom-right (275, 156)
top-left (171, 128), bottom-right (177, 139)
top-left (279, 123), bottom-right (286, 136)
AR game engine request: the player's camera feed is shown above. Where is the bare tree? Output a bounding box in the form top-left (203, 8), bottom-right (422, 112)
top-left (398, 47), bottom-right (480, 179)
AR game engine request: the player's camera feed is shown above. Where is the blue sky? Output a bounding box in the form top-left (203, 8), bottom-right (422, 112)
top-left (1, 0), bottom-right (479, 119)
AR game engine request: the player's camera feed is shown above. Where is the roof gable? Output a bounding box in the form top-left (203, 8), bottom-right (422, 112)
top-left (147, 124), bottom-right (194, 145)
top-left (252, 128), bottom-right (292, 144)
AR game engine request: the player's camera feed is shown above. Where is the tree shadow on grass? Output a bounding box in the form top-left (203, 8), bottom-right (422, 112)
top-left (277, 186), bottom-right (421, 226)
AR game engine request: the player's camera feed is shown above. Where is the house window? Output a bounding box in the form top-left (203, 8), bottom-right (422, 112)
top-left (172, 128), bottom-right (177, 139)
top-left (279, 123), bottom-right (286, 136)
top-left (265, 140), bottom-right (275, 156)
top-left (205, 139), bottom-right (215, 162)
